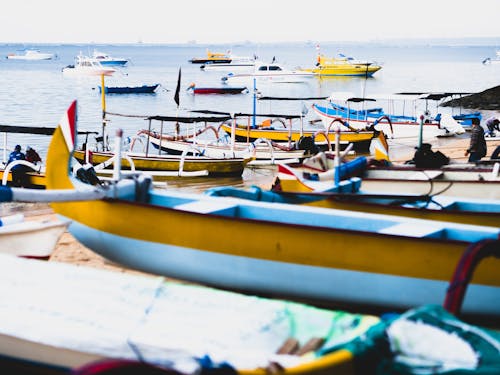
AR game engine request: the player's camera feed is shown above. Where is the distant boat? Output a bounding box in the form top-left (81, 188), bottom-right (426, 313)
top-left (482, 50), bottom-right (500, 64)
top-left (222, 62), bottom-right (315, 84)
top-left (92, 50), bottom-right (129, 66)
top-left (300, 53), bottom-right (382, 77)
top-left (62, 53), bottom-right (116, 76)
top-left (6, 49), bottom-right (54, 60)
top-left (189, 50), bottom-right (232, 64)
top-left (98, 84), bottom-right (159, 94)
top-left (187, 83), bottom-right (248, 94)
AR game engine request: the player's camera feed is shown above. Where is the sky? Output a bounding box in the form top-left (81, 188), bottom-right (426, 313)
top-left (1, 0), bottom-right (499, 44)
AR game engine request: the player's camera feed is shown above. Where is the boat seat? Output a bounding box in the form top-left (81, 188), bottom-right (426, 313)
top-left (174, 200), bottom-right (237, 216)
top-left (378, 222), bottom-right (443, 238)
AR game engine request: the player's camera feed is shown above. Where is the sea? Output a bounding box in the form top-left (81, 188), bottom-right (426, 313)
top-left (0, 41), bottom-right (499, 190)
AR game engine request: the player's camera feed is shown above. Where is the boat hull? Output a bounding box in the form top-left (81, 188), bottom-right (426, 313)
top-left (98, 84), bottom-right (159, 94)
top-left (73, 150), bottom-right (251, 176)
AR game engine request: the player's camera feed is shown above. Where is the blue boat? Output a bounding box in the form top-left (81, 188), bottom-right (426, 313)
top-left (98, 84), bottom-right (159, 94)
top-left (92, 50), bottom-right (129, 66)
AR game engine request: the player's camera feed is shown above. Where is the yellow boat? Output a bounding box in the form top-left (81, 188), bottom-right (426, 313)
top-left (301, 54), bottom-right (382, 77)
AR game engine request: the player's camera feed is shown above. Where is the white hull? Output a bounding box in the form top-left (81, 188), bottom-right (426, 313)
top-left (7, 51), bottom-right (54, 60)
top-left (225, 73), bottom-right (314, 84)
top-left (62, 68), bottom-right (115, 76)
top-left (0, 219), bottom-right (68, 258)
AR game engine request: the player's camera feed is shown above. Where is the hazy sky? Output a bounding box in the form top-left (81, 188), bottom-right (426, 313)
top-left (2, 0), bottom-right (499, 44)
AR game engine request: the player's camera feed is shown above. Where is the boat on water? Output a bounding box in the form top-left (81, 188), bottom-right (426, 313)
top-left (187, 83), bottom-right (248, 95)
top-left (43, 101), bottom-right (500, 317)
top-left (92, 49), bottom-right (129, 66)
top-left (6, 49), bottom-right (54, 60)
top-left (221, 62), bottom-right (315, 84)
top-left (189, 50), bottom-right (232, 64)
top-left (300, 53), bottom-right (382, 77)
top-left (482, 50), bottom-right (500, 64)
top-left (0, 214), bottom-right (68, 259)
top-left (312, 92), bottom-right (468, 139)
top-left (98, 83), bottom-right (159, 94)
top-left (62, 53), bottom-right (116, 76)
top-left (200, 55), bottom-right (256, 72)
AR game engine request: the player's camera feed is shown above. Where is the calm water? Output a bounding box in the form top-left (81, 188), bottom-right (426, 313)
top-left (1, 42), bottom-right (498, 178)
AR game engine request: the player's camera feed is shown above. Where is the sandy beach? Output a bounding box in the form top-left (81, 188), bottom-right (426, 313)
top-left (2, 134), bottom-right (499, 276)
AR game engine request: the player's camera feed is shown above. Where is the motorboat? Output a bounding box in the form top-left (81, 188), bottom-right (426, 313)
top-left (300, 53), bottom-right (382, 77)
top-left (200, 55), bottom-right (256, 72)
top-left (62, 53), bottom-right (116, 76)
top-left (189, 50), bottom-right (232, 64)
top-left (98, 84), bottom-right (159, 94)
top-left (6, 49), bottom-right (54, 60)
top-left (221, 62), bottom-right (315, 84)
top-left (92, 50), bottom-right (129, 66)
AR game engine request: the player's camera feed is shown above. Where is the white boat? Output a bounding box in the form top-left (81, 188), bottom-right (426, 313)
top-left (0, 213), bottom-right (68, 259)
top-left (482, 50), bottom-right (500, 64)
top-left (92, 49), bottom-right (128, 66)
top-left (201, 55), bottom-right (256, 72)
top-left (221, 62), bottom-right (315, 84)
top-left (62, 53), bottom-right (116, 76)
top-left (6, 49), bottom-right (54, 60)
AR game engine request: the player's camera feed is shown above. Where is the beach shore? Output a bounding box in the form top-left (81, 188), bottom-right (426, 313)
top-left (2, 135), bottom-right (499, 275)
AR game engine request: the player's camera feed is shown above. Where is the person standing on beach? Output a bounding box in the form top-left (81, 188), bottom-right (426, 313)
top-left (464, 118), bottom-right (487, 163)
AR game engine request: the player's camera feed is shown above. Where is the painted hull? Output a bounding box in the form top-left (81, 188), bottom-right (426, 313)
top-left (73, 149), bottom-right (251, 176)
top-left (0, 169), bottom-right (46, 188)
top-left (45, 102), bottom-right (500, 318)
top-left (302, 64), bottom-right (381, 76)
top-left (97, 59), bottom-right (128, 66)
top-left (224, 72), bottom-right (314, 84)
top-left (312, 104), bottom-right (454, 139)
top-left (218, 123), bottom-right (375, 152)
top-left (98, 84), bottom-right (158, 94)
top-left (0, 254), bottom-right (380, 375)
top-left (192, 87), bottom-right (247, 94)
top-left (0, 219), bottom-right (67, 259)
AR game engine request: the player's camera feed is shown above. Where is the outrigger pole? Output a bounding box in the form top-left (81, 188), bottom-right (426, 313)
top-left (100, 74), bottom-right (107, 151)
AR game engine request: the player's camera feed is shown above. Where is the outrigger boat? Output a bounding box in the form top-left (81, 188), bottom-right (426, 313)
top-left (44, 101), bottom-right (500, 317)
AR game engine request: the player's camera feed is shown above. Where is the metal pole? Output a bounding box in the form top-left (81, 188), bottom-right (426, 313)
top-left (252, 78), bottom-right (257, 128)
top-left (100, 74), bottom-right (107, 151)
top-left (418, 114), bottom-right (424, 149)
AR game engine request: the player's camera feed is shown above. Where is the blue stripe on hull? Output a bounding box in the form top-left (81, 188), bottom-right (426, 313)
top-left (68, 220), bottom-right (500, 317)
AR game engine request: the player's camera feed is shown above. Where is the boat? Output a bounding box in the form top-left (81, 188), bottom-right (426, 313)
top-left (43, 100), bottom-right (500, 317)
top-left (482, 50), bottom-right (500, 64)
top-left (6, 49), bottom-right (54, 60)
top-left (189, 50), bottom-right (232, 64)
top-left (187, 83), bottom-right (248, 95)
top-left (98, 84), bottom-right (159, 94)
top-left (0, 253), bottom-right (385, 374)
top-left (0, 213), bottom-right (68, 259)
top-left (62, 53), bottom-right (116, 76)
top-left (300, 53), bottom-right (382, 77)
top-left (200, 55), bottom-right (256, 72)
top-left (312, 92), bottom-right (467, 139)
top-left (221, 62), bottom-right (315, 84)
top-left (92, 50), bottom-right (129, 66)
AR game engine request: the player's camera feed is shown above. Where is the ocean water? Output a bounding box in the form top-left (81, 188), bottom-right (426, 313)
top-left (0, 42), bottom-right (499, 162)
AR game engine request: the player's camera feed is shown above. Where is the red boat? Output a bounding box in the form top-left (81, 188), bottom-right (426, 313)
top-left (187, 83), bottom-right (248, 95)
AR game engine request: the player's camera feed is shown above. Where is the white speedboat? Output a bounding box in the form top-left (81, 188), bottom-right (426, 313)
top-left (201, 55), bottom-right (256, 72)
top-left (92, 50), bottom-right (129, 66)
top-left (62, 53), bottom-right (116, 76)
top-left (221, 62), bottom-right (315, 84)
top-left (6, 49), bottom-right (54, 60)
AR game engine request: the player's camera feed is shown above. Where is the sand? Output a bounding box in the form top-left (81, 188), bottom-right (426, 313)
top-left (2, 135), bottom-right (499, 275)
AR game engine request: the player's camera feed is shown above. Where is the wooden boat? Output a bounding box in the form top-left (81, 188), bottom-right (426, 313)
top-left (187, 83), bottom-right (248, 94)
top-left (189, 50), bottom-right (232, 64)
top-left (0, 214), bottom-right (68, 259)
top-left (300, 54), bottom-right (382, 77)
top-left (207, 154), bottom-right (500, 227)
top-left (312, 93), bottom-right (467, 139)
top-left (0, 253), bottom-right (383, 374)
top-left (98, 84), bottom-right (159, 94)
top-left (44, 101), bottom-right (500, 317)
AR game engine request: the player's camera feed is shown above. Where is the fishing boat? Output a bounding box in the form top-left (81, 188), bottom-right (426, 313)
top-left (0, 214), bottom-right (68, 259)
top-left (300, 53), bottom-right (382, 77)
top-left (189, 50), bottom-right (232, 64)
top-left (312, 92), bottom-right (467, 139)
top-left (43, 101), bottom-right (500, 317)
top-left (6, 49), bottom-right (54, 60)
top-left (62, 53), bottom-right (116, 76)
top-left (98, 84), bottom-right (159, 94)
top-left (187, 83), bottom-right (248, 95)
top-left (221, 62), bottom-right (315, 84)
top-left (92, 50), bottom-right (129, 66)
